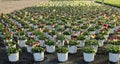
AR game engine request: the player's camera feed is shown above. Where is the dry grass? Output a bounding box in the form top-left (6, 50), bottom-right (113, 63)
top-left (0, 0), bottom-right (49, 14)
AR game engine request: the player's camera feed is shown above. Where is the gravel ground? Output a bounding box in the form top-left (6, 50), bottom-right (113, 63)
top-left (0, 0), bottom-right (49, 14)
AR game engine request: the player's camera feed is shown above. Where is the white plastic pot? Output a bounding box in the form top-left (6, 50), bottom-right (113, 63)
top-left (109, 29), bottom-right (114, 34)
top-left (39, 40), bottom-right (45, 47)
top-left (65, 35), bottom-right (71, 40)
top-left (77, 40), bottom-right (85, 47)
top-left (90, 31), bottom-right (96, 34)
top-left (33, 52), bottom-right (44, 61)
top-left (18, 40), bottom-right (27, 47)
top-left (98, 40), bottom-right (105, 47)
top-left (104, 35), bottom-right (109, 40)
top-left (26, 45), bottom-right (32, 53)
top-left (83, 53), bottom-right (95, 62)
top-left (109, 53), bottom-right (120, 62)
top-left (57, 52), bottom-right (68, 62)
top-left (92, 45), bottom-right (98, 52)
top-left (68, 45), bottom-right (77, 54)
top-left (57, 40), bottom-right (65, 47)
top-left (46, 45), bottom-right (55, 53)
top-left (8, 52), bottom-right (19, 62)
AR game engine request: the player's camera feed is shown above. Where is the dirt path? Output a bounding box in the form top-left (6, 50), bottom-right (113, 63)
top-left (0, 0), bottom-right (49, 14)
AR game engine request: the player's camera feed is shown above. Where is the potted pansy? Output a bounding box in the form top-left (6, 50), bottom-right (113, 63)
top-left (56, 35), bottom-right (65, 46)
top-left (108, 24), bottom-right (115, 34)
top-left (37, 35), bottom-right (47, 47)
top-left (63, 31), bottom-right (71, 40)
top-left (82, 47), bottom-right (96, 62)
top-left (102, 24), bottom-right (108, 29)
top-left (18, 31), bottom-right (26, 37)
top-left (72, 27), bottom-right (80, 35)
top-left (94, 25), bottom-right (102, 33)
top-left (32, 46), bottom-right (45, 61)
top-left (26, 27), bottom-right (34, 37)
top-left (33, 30), bottom-right (42, 39)
top-left (77, 35), bottom-right (86, 47)
top-left (38, 25), bottom-right (44, 32)
top-left (23, 24), bottom-right (29, 31)
top-left (18, 36), bottom-right (27, 47)
top-left (115, 28), bottom-right (120, 36)
top-left (57, 27), bottom-right (65, 34)
top-left (82, 31), bottom-right (90, 37)
top-left (43, 28), bottom-right (49, 37)
top-left (95, 34), bottom-right (105, 47)
top-left (33, 31), bottom-right (42, 36)
top-left (7, 47), bottom-right (21, 62)
top-left (99, 29), bottom-right (109, 40)
top-left (88, 27), bottom-right (96, 34)
top-left (80, 24), bottom-right (89, 31)
top-left (48, 30), bottom-right (57, 40)
top-left (3, 33), bottom-right (13, 42)
top-left (56, 46), bottom-right (68, 62)
top-left (5, 41), bottom-right (16, 49)
top-left (45, 40), bottom-right (56, 53)
top-left (68, 40), bottom-right (78, 54)
top-left (105, 45), bottom-right (120, 62)
top-left (25, 38), bottom-right (35, 53)
top-left (85, 40), bottom-right (99, 52)
top-left (46, 22), bottom-right (52, 28)
top-left (64, 24), bottom-right (71, 31)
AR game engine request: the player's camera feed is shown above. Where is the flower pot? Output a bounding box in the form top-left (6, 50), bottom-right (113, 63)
top-left (92, 45), bottom-right (98, 52)
top-left (46, 45), bottom-right (55, 53)
top-left (90, 31), bottom-right (96, 34)
top-left (8, 52), bottom-right (19, 62)
top-left (109, 53), bottom-right (120, 62)
top-left (33, 25), bottom-right (38, 29)
top-left (77, 40), bottom-right (85, 47)
top-left (39, 40), bottom-right (45, 47)
top-left (33, 52), bottom-right (44, 61)
top-left (83, 53), bottom-right (95, 62)
top-left (57, 40), bottom-right (65, 47)
top-left (65, 35), bottom-right (71, 40)
top-left (26, 45), bottom-right (32, 53)
top-left (57, 53), bottom-right (68, 62)
top-left (18, 40), bottom-right (27, 47)
top-left (68, 45), bottom-right (77, 54)
top-left (98, 40), bottom-right (105, 47)
top-left (27, 32), bottom-right (32, 37)
top-left (109, 29), bottom-right (114, 34)
top-left (114, 26), bottom-right (119, 30)
top-left (104, 35), bottom-right (109, 40)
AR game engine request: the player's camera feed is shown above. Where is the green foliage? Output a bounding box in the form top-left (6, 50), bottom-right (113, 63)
top-left (68, 40), bottom-right (78, 46)
top-left (63, 31), bottom-right (71, 35)
top-left (38, 35), bottom-right (47, 40)
top-left (5, 41), bottom-right (16, 46)
top-left (56, 35), bottom-right (65, 40)
top-left (25, 38), bottom-right (35, 45)
top-left (7, 47), bottom-right (21, 55)
top-left (56, 46), bottom-right (68, 53)
top-left (95, 34), bottom-right (105, 40)
top-left (105, 45), bottom-right (120, 53)
top-left (82, 47), bottom-right (96, 53)
top-left (48, 30), bottom-right (57, 35)
top-left (45, 40), bottom-right (56, 45)
top-left (77, 35), bottom-right (86, 40)
top-left (85, 40), bottom-right (99, 46)
top-left (32, 46), bottom-right (44, 53)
